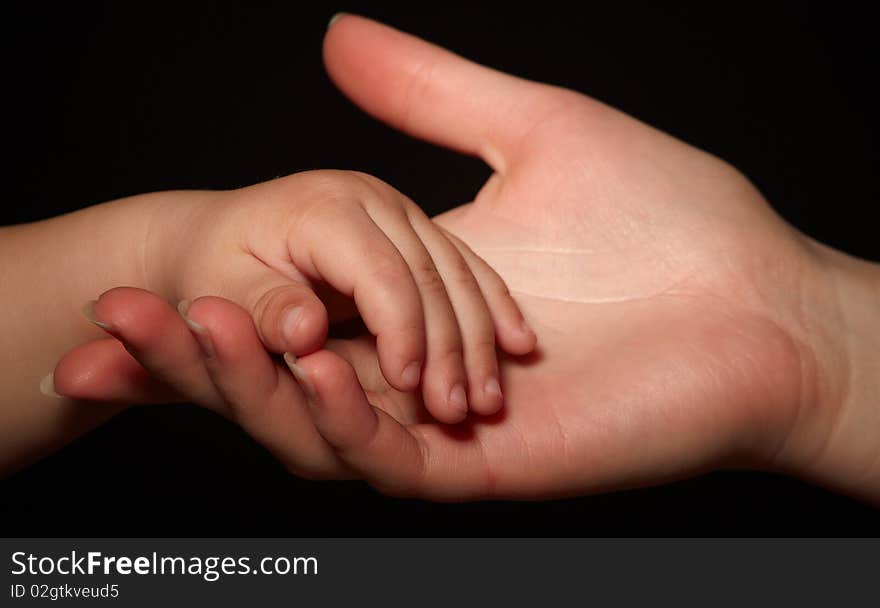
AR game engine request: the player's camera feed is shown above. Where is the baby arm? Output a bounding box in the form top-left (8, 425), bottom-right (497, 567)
top-left (0, 191), bottom-right (208, 474)
top-left (35, 170), bottom-right (534, 474)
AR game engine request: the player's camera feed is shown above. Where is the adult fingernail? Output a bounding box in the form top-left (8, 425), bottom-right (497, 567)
top-left (39, 373), bottom-right (64, 399)
top-left (401, 361), bottom-right (421, 389)
top-left (280, 306), bottom-right (304, 347)
top-left (449, 383), bottom-right (468, 414)
top-left (327, 12), bottom-right (346, 30)
top-left (177, 299), bottom-right (215, 358)
top-left (82, 300), bottom-right (111, 330)
top-left (484, 377), bottom-right (503, 400)
top-left (284, 352), bottom-right (317, 401)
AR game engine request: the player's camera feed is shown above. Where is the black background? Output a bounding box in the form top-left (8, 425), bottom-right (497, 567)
top-left (1, 2), bottom-right (878, 534)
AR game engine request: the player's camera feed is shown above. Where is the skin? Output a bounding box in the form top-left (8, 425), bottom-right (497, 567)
top-left (43, 16), bottom-right (880, 502)
top-left (0, 168), bottom-right (534, 476)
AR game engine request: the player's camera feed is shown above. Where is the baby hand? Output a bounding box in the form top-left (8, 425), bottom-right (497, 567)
top-left (57, 170), bottom-right (535, 423)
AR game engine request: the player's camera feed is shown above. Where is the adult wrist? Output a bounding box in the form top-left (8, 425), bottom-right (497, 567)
top-left (773, 239), bottom-right (880, 503)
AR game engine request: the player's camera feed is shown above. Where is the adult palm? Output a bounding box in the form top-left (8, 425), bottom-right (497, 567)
top-left (299, 15), bottom-right (836, 499)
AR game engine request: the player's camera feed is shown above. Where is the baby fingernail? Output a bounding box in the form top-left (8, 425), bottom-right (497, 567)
top-left (39, 373), bottom-right (64, 399)
top-left (449, 383), bottom-right (468, 413)
top-left (82, 300), bottom-right (111, 330)
top-left (401, 361), bottom-right (421, 388)
top-left (485, 377), bottom-right (502, 399)
top-left (177, 299), bottom-right (215, 358)
top-left (280, 306), bottom-right (304, 345)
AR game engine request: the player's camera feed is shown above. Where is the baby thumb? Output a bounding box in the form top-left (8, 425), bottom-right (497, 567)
top-left (250, 281), bottom-right (329, 356)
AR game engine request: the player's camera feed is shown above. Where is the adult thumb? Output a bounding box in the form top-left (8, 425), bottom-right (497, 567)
top-left (323, 14), bottom-right (579, 172)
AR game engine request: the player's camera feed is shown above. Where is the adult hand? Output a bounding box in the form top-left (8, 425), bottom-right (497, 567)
top-left (55, 15), bottom-right (879, 502)
top-left (295, 15), bottom-right (880, 500)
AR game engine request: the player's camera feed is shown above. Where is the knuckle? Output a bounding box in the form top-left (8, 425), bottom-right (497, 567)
top-left (288, 178), bottom-right (367, 230)
top-left (350, 171), bottom-right (407, 210)
top-left (486, 274), bottom-right (513, 300)
top-left (249, 285), bottom-right (285, 332)
top-left (469, 333), bottom-right (498, 355)
top-left (370, 253), bottom-right (411, 286)
top-left (434, 342), bottom-right (465, 369)
top-left (442, 249), bottom-right (472, 277)
top-left (295, 169), bottom-right (363, 199)
top-left (398, 58), bottom-right (437, 136)
top-left (413, 263), bottom-right (446, 293)
top-left (447, 263), bottom-right (480, 292)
